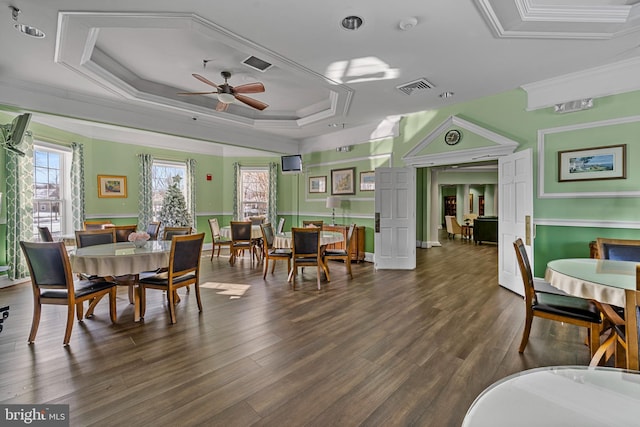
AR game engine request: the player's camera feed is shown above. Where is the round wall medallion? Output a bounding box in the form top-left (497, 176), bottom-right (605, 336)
top-left (444, 130), bottom-right (461, 145)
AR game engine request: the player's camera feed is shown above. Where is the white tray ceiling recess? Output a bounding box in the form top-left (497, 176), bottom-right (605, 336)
top-left (0, 1), bottom-right (639, 155)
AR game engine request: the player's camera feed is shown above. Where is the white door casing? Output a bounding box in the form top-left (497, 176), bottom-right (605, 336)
top-left (498, 149), bottom-right (533, 296)
top-left (374, 167), bottom-right (416, 270)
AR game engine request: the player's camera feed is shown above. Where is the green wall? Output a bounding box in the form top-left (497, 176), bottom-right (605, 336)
top-left (3, 85), bottom-right (640, 271)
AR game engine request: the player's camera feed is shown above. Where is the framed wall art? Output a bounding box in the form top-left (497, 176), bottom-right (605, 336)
top-left (331, 167), bottom-right (356, 195)
top-left (359, 171), bottom-right (375, 191)
top-left (97, 175), bottom-right (127, 198)
top-left (309, 176), bottom-right (326, 193)
top-left (558, 144), bottom-right (626, 182)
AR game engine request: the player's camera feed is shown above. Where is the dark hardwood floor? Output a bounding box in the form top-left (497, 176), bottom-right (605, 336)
top-left (0, 233), bottom-right (591, 426)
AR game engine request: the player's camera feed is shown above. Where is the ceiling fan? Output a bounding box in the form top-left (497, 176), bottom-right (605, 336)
top-left (178, 71), bottom-right (268, 112)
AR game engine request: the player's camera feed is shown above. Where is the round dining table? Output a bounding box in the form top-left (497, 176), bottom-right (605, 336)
top-left (545, 258), bottom-right (637, 307)
top-left (462, 366), bottom-right (640, 427)
top-left (69, 240), bottom-right (172, 321)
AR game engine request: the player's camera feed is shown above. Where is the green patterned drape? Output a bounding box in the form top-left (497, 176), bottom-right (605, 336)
top-left (70, 142), bottom-right (85, 231)
top-left (268, 162), bottom-right (278, 224)
top-left (232, 162), bottom-right (240, 220)
top-left (186, 158), bottom-right (196, 230)
top-left (137, 154), bottom-right (153, 231)
top-left (6, 133), bottom-right (34, 279)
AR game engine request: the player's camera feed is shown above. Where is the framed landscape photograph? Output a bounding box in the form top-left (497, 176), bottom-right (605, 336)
top-left (97, 175), bottom-right (127, 198)
top-left (558, 144), bottom-right (626, 182)
top-left (359, 171), bottom-right (375, 191)
top-left (309, 176), bottom-right (326, 193)
top-left (331, 167), bottom-right (356, 195)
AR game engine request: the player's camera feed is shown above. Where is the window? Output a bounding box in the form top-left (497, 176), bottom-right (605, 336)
top-left (151, 160), bottom-right (187, 220)
top-left (33, 145), bottom-right (71, 240)
top-left (239, 167), bottom-right (269, 219)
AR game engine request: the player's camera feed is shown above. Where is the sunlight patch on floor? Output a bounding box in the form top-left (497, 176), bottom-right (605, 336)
top-left (200, 282), bottom-right (250, 299)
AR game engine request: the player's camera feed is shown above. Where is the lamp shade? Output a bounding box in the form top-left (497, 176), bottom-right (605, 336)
top-left (326, 196), bottom-right (341, 209)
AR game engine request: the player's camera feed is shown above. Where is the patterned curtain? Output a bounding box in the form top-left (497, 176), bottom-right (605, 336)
top-left (70, 142), bottom-right (85, 231)
top-left (137, 153), bottom-right (153, 231)
top-left (186, 158), bottom-right (196, 230)
top-left (6, 133), bottom-right (34, 279)
top-left (268, 162), bottom-right (278, 224)
top-left (232, 162), bottom-right (240, 220)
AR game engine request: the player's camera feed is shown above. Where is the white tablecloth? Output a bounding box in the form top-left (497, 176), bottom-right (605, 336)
top-left (273, 231), bottom-right (344, 249)
top-left (220, 225), bottom-right (262, 239)
top-left (545, 258), bottom-right (637, 307)
top-left (69, 241), bottom-right (172, 276)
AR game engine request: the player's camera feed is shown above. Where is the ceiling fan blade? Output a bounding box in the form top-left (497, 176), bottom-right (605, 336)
top-left (192, 73), bottom-right (220, 88)
top-left (176, 91), bottom-right (218, 95)
top-left (215, 101), bottom-right (229, 112)
top-left (232, 82), bottom-right (265, 94)
top-left (234, 94), bottom-right (268, 110)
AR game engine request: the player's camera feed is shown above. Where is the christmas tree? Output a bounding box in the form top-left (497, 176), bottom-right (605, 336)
top-left (158, 175), bottom-right (192, 228)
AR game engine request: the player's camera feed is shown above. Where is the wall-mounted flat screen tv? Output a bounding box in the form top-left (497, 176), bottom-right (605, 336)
top-left (281, 154), bottom-right (303, 174)
top-left (1, 112), bottom-right (31, 157)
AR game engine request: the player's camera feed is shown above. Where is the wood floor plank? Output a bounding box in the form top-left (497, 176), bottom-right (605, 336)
top-left (0, 232), bottom-right (595, 426)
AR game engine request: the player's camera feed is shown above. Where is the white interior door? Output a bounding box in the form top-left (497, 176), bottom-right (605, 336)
top-left (374, 167), bottom-right (416, 270)
top-left (498, 148), bottom-right (533, 296)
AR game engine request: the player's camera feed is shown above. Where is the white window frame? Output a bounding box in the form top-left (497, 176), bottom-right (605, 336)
top-left (151, 159), bottom-right (188, 221)
top-left (238, 166), bottom-right (270, 220)
top-left (33, 142), bottom-right (72, 239)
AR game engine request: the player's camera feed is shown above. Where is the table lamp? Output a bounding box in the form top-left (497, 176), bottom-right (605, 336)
top-left (326, 196), bottom-right (341, 225)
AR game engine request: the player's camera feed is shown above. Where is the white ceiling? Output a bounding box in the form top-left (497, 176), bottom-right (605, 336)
top-left (1, 0), bottom-right (640, 156)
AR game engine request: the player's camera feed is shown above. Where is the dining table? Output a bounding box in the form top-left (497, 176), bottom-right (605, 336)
top-left (462, 366), bottom-right (640, 426)
top-left (545, 258), bottom-right (637, 308)
top-left (69, 240), bottom-right (172, 321)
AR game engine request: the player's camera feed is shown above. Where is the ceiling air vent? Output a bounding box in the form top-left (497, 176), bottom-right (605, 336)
top-left (242, 55), bottom-right (273, 72)
top-left (396, 78), bottom-right (435, 95)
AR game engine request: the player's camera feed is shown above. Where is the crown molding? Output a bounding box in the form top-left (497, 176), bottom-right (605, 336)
top-left (522, 57), bottom-right (640, 110)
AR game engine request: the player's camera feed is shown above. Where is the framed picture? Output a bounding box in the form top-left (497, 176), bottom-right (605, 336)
top-left (360, 171), bottom-right (375, 191)
top-left (309, 176), bottom-right (326, 193)
top-left (469, 193), bottom-right (473, 211)
top-left (97, 175), bottom-right (127, 198)
top-left (558, 144), bottom-right (626, 182)
top-left (331, 167), bottom-right (356, 195)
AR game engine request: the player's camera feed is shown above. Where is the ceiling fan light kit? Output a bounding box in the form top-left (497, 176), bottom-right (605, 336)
top-left (178, 71), bottom-right (268, 111)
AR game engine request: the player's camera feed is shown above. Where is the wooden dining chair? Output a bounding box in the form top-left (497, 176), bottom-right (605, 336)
top-left (208, 218), bottom-right (231, 259)
top-left (19, 241), bottom-right (118, 345)
top-left (75, 228), bottom-right (116, 248)
top-left (83, 220), bottom-right (113, 230)
top-left (596, 237), bottom-right (640, 261)
top-left (104, 224), bottom-right (137, 242)
top-left (162, 226), bottom-right (192, 240)
top-left (260, 223), bottom-right (292, 279)
top-left (323, 223), bottom-right (356, 279)
top-left (513, 238), bottom-right (602, 356)
top-left (145, 221), bottom-right (161, 240)
top-left (302, 220), bottom-right (323, 228)
top-left (138, 233), bottom-right (205, 324)
top-left (229, 221), bottom-right (257, 265)
top-left (289, 227), bottom-right (323, 290)
top-left (38, 226), bottom-right (54, 242)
